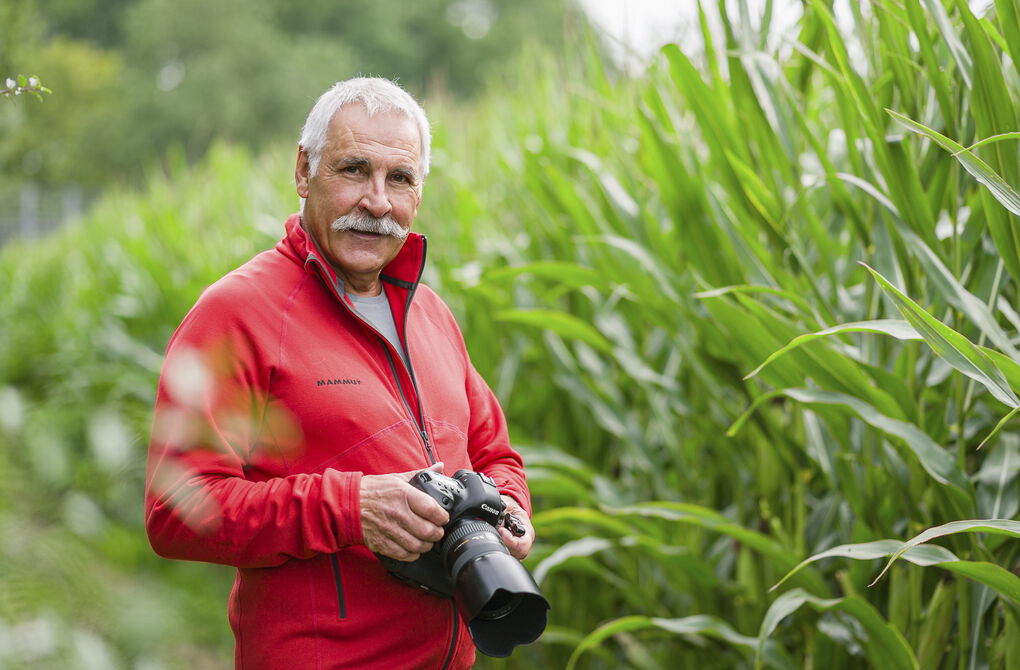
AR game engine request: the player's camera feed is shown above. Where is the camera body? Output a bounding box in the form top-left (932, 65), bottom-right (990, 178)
top-left (379, 469), bottom-right (505, 597)
top-left (417, 468), bottom-right (504, 526)
top-left (378, 469), bottom-right (549, 657)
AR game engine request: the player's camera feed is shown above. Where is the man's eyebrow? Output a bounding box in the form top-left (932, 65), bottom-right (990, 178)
top-left (330, 156), bottom-right (418, 183)
top-left (391, 166), bottom-right (418, 182)
top-left (335, 156), bottom-right (369, 168)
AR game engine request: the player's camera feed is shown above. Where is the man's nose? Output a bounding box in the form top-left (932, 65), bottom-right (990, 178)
top-left (359, 176), bottom-right (392, 218)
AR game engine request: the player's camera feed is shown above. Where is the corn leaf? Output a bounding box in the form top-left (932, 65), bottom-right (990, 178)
top-left (893, 231), bottom-right (1020, 360)
top-left (745, 319), bottom-right (922, 380)
top-left (771, 540), bottom-right (958, 591)
top-left (921, 0), bottom-right (972, 87)
top-left (494, 308), bottom-right (613, 353)
top-left (611, 501), bottom-right (830, 596)
top-left (773, 540), bottom-right (1019, 609)
top-left (977, 406), bottom-right (1020, 450)
top-left (984, 347), bottom-right (1020, 390)
top-left (756, 589), bottom-right (918, 670)
top-left (531, 506), bottom-right (636, 538)
top-left (958, 131), bottom-right (1020, 153)
top-left (483, 261), bottom-right (605, 289)
top-left (976, 351), bottom-right (1020, 449)
top-left (694, 284), bottom-right (817, 321)
top-left (903, 0), bottom-right (957, 135)
top-left (888, 109), bottom-right (1020, 217)
top-left (862, 263), bottom-right (1020, 408)
top-left (936, 561), bottom-right (1020, 606)
top-left (997, 0), bottom-right (1020, 80)
top-left (533, 536), bottom-right (612, 585)
top-left (731, 387), bottom-right (972, 512)
top-left (568, 614), bottom-right (793, 670)
top-left (732, 294), bottom-right (908, 416)
top-left (871, 519), bottom-right (1020, 585)
top-left (887, 108), bottom-right (1020, 288)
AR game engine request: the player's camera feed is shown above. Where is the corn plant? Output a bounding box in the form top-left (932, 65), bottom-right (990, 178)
top-left (420, 1), bottom-right (1020, 668)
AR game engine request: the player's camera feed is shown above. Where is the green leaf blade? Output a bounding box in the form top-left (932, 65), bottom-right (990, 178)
top-left (862, 263), bottom-right (1020, 408)
top-left (494, 308), bottom-right (613, 353)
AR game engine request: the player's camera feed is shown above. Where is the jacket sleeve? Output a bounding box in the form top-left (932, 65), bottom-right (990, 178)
top-left (463, 362), bottom-right (532, 517)
top-left (144, 286), bottom-right (363, 568)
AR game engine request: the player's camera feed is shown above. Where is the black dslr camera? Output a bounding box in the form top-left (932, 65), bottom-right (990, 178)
top-left (378, 469), bottom-right (549, 658)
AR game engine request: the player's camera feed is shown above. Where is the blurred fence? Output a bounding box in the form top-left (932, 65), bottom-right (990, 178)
top-left (0, 182), bottom-right (90, 244)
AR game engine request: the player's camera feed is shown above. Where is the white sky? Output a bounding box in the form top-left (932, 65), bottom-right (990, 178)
top-left (577, 0), bottom-right (805, 71)
top-left (578, 0), bottom-right (701, 69)
top-left (578, 0), bottom-right (997, 71)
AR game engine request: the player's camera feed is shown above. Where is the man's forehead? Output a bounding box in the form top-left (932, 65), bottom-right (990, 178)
top-left (329, 105), bottom-right (419, 144)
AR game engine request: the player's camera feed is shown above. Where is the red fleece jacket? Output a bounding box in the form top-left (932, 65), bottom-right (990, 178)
top-left (145, 215), bottom-right (530, 670)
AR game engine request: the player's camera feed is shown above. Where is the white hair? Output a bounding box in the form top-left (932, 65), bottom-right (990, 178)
top-left (299, 77), bottom-right (431, 181)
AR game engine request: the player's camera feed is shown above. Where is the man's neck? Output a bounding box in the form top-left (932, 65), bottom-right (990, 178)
top-left (337, 270), bottom-right (384, 297)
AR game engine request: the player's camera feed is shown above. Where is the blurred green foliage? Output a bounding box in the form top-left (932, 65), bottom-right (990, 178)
top-left (0, 0), bottom-right (574, 188)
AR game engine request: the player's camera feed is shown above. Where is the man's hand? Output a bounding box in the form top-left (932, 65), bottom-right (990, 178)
top-left (360, 463), bottom-right (449, 561)
top-left (499, 494), bottom-right (535, 560)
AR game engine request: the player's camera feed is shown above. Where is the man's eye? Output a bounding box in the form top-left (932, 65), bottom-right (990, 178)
top-left (391, 173), bottom-right (409, 183)
top-left (342, 165), bottom-right (362, 174)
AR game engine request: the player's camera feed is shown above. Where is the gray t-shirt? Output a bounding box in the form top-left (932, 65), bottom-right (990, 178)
top-left (348, 291), bottom-right (410, 369)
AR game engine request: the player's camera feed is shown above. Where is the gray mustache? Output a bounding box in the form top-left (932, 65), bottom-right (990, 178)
top-left (330, 212), bottom-right (409, 241)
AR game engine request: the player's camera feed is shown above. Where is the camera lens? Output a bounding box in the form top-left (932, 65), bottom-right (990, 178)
top-left (476, 591), bottom-right (520, 620)
top-left (441, 519), bottom-right (549, 657)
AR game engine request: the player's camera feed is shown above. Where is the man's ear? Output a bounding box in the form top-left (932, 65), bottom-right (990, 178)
top-left (295, 147), bottom-right (310, 199)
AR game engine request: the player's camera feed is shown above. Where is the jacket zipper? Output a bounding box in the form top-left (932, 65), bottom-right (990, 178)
top-left (381, 346), bottom-right (436, 464)
top-left (383, 243), bottom-right (460, 667)
top-left (381, 346), bottom-right (458, 670)
top-left (394, 244), bottom-right (431, 462)
top-left (305, 246), bottom-right (434, 463)
top-left (308, 242), bottom-right (457, 662)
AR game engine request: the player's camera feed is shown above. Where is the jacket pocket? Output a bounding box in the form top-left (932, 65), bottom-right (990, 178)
top-left (330, 553), bottom-right (347, 619)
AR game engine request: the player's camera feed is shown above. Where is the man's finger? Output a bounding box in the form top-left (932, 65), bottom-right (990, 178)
top-left (406, 487), bottom-right (450, 527)
top-left (385, 525), bottom-right (436, 556)
top-left (395, 501), bottom-right (446, 543)
top-left (395, 461), bottom-right (445, 481)
top-left (377, 535), bottom-right (425, 562)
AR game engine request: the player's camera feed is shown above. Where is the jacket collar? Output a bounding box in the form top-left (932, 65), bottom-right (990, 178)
top-left (277, 213), bottom-right (427, 293)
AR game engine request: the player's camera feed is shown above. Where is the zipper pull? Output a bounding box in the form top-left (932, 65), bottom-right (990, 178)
top-left (420, 429), bottom-right (436, 463)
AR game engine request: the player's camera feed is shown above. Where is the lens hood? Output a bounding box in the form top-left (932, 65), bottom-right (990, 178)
top-left (455, 551), bottom-right (550, 657)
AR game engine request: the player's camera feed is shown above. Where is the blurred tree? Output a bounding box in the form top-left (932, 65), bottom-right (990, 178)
top-left (106, 0), bottom-right (348, 175)
top-left (272, 0), bottom-right (572, 96)
top-left (0, 0), bottom-right (573, 192)
top-left (0, 39), bottom-right (118, 185)
top-left (28, 0), bottom-right (136, 47)
top-left (0, 0), bottom-right (44, 72)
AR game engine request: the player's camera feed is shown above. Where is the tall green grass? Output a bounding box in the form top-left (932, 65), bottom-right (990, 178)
top-left (1, 1), bottom-right (1018, 668)
top-left (425, 1), bottom-right (1020, 667)
top-left (0, 145), bottom-right (288, 668)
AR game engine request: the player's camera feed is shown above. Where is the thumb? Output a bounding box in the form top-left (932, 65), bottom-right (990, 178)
top-left (396, 461), bottom-right (445, 482)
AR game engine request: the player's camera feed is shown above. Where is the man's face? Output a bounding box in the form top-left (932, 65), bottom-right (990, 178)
top-left (295, 104), bottom-right (423, 296)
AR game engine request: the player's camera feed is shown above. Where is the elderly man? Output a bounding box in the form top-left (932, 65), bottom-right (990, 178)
top-left (145, 77), bottom-right (535, 670)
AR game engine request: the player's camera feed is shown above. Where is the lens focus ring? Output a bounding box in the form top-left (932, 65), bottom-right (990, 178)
top-left (442, 519), bottom-right (507, 576)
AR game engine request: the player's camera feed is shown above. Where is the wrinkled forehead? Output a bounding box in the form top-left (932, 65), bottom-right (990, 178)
top-left (327, 103), bottom-right (421, 154)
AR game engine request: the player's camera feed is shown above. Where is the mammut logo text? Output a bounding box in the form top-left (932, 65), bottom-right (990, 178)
top-left (316, 378), bottom-right (363, 387)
